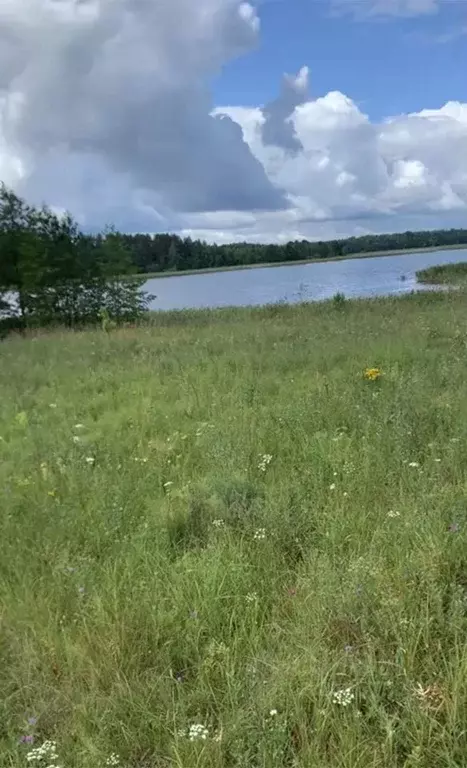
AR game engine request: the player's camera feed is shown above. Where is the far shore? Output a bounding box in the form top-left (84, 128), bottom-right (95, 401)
top-left (127, 242), bottom-right (467, 281)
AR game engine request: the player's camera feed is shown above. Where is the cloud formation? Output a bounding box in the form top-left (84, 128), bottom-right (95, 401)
top-left (0, 0), bottom-right (285, 218)
top-left (0, 0), bottom-right (466, 243)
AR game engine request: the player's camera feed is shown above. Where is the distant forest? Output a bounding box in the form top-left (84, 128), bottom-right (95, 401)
top-left (120, 228), bottom-right (467, 275)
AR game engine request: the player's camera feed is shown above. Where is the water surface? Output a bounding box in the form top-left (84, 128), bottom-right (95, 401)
top-left (145, 248), bottom-right (467, 311)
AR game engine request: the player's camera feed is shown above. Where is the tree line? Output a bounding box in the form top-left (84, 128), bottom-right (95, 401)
top-left (0, 184), bottom-right (151, 330)
top-left (119, 227), bottom-right (467, 275)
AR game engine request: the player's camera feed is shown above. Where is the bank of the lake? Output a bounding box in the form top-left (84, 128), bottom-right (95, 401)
top-left (417, 261), bottom-right (467, 285)
top-left (2, 289), bottom-right (467, 767)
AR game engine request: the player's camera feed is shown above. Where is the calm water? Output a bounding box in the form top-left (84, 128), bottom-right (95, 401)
top-left (144, 248), bottom-right (467, 311)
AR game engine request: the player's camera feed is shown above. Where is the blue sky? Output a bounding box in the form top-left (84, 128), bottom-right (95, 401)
top-left (214, 0), bottom-right (467, 119)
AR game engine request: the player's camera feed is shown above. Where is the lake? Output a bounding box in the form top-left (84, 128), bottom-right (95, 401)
top-left (144, 248), bottom-right (467, 311)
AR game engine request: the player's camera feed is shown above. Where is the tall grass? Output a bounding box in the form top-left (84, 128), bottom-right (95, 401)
top-left (2, 291), bottom-right (467, 767)
top-left (417, 261), bottom-right (467, 284)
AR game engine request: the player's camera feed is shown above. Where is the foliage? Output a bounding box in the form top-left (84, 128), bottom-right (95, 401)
top-left (114, 227), bottom-right (467, 275)
top-left (0, 185), bottom-right (150, 328)
top-left (2, 290), bottom-right (467, 767)
top-left (417, 261), bottom-right (467, 285)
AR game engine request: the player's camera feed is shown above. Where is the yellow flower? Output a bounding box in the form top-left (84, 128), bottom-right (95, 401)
top-left (364, 367), bottom-right (382, 381)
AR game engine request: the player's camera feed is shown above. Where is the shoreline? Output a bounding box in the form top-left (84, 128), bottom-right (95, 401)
top-left (132, 242), bottom-right (467, 281)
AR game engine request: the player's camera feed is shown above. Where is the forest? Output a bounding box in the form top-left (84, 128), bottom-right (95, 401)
top-left (118, 227), bottom-right (467, 275)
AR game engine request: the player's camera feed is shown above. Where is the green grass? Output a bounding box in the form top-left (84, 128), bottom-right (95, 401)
top-left (2, 291), bottom-right (467, 768)
top-left (130, 243), bottom-right (467, 280)
top-left (417, 261), bottom-right (467, 285)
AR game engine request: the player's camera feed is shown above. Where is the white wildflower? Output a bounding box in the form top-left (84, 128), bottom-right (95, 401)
top-left (85, 456), bottom-right (95, 465)
top-left (188, 723), bottom-right (209, 741)
top-left (387, 510), bottom-right (401, 518)
top-left (329, 483), bottom-right (336, 491)
top-left (49, 403), bottom-right (57, 409)
top-left (253, 528), bottom-right (266, 541)
top-left (269, 709), bottom-right (278, 717)
top-left (74, 423), bottom-right (85, 430)
top-left (332, 687), bottom-right (355, 707)
top-left (258, 453), bottom-right (273, 472)
top-left (408, 462), bottom-right (420, 468)
top-left (246, 591), bottom-right (258, 603)
top-left (72, 436), bottom-right (81, 444)
top-left (106, 755), bottom-right (120, 767)
top-left (163, 481), bottom-right (173, 488)
top-left (212, 519), bottom-right (225, 528)
top-left (26, 740), bottom-right (59, 764)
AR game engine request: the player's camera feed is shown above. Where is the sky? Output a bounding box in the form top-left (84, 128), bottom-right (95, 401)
top-left (0, 0), bottom-right (466, 244)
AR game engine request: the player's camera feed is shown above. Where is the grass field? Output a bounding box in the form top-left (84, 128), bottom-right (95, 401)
top-left (417, 262), bottom-right (467, 285)
top-left (2, 290), bottom-right (467, 768)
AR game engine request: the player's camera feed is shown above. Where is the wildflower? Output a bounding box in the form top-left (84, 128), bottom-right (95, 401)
top-left (343, 491), bottom-right (349, 498)
top-left (49, 403), bottom-right (57, 409)
top-left (253, 528), bottom-right (266, 541)
top-left (78, 586), bottom-right (85, 596)
top-left (19, 735), bottom-right (35, 745)
top-left (246, 591), bottom-right (258, 603)
top-left (363, 367), bottom-right (382, 381)
top-left (448, 522), bottom-right (460, 533)
top-left (332, 687), bottom-right (355, 706)
top-left (72, 436), bottom-right (81, 444)
top-left (387, 510), bottom-right (401, 518)
top-left (27, 717), bottom-right (37, 727)
top-left (287, 587), bottom-right (297, 597)
top-left (258, 453), bottom-right (273, 472)
top-left (329, 483), bottom-right (336, 491)
top-left (26, 740), bottom-right (59, 763)
top-left (408, 462), bottom-right (420, 468)
top-left (106, 755), bottom-right (120, 767)
top-left (74, 424), bottom-right (85, 430)
top-left (47, 490), bottom-right (56, 498)
top-left (163, 481), bottom-right (173, 488)
top-left (434, 458), bottom-right (441, 463)
top-left (269, 709), bottom-right (278, 717)
top-left (85, 456), bottom-right (95, 465)
top-left (212, 519), bottom-right (225, 528)
top-left (189, 609), bottom-right (199, 619)
top-left (188, 723), bottom-right (209, 741)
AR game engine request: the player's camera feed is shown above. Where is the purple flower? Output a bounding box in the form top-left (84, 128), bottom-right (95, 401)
top-left (448, 523), bottom-right (460, 533)
top-left (27, 717), bottom-right (37, 727)
top-left (19, 735), bottom-right (34, 744)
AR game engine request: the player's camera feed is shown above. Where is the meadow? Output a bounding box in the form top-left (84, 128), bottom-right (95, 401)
top-left (1, 290), bottom-right (467, 768)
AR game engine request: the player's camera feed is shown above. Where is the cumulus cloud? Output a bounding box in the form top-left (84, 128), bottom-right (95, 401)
top-left (209, 94), bottom-right (467, 241)
top-left (0, 0), bottom-right (286, 215)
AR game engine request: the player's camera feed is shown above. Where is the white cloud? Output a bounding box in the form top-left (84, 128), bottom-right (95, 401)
top-left (0, 0), bottom-right (466, 244)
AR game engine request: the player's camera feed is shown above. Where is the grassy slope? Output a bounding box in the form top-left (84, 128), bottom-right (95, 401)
top-left (2, 292), bottom-right (467, 767)
top-left (133, 242), bottom-right (467, 280)
top-left (417, 261), bottom-right (467, 285)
